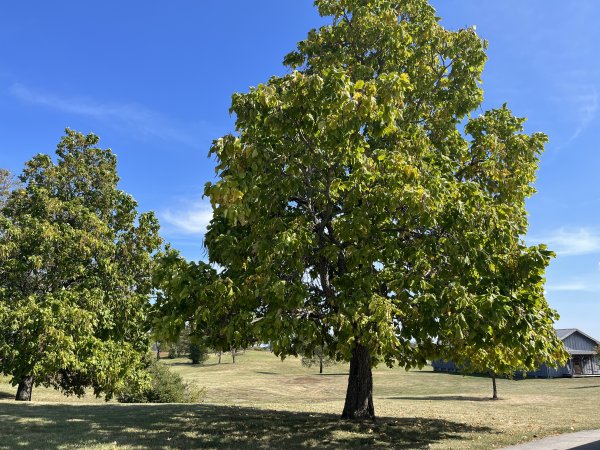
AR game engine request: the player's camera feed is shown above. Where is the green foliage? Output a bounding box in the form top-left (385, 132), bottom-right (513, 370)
top-left (202, 0), bottom-right (566, 387)
top-left (152, 247), bottom-right (253, 358)
top-left (0, 129), bottom-right (162, 399)
top-left (165, 327), bottom-right (192, 359)
top-left (117, 359), bottom-right (204, 403)
top-left (301, 346), bottom-right (336, 372)
top-left (189, 341), bottom-right (209, 365)
top-left (0, 169), bottom-right (20, 209)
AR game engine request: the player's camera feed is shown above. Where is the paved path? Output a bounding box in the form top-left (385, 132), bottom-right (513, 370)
top-left (502, 430), bottom-right (600, 449)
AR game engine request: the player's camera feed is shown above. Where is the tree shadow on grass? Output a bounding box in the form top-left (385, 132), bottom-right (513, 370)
top-left (0, 402), bottom-right (494, 449)
top-left (569, 385), bottom-right (600, 390)
top-left (0, 391), bottom-right (14, 400)
top-left (166, 362), bottom-right (228, 368)
top-left (317, 372), bottom-right (348, 376)
top-left (166, 361), bottom-right (204, 367)
top-left (388, 395), bottom-right (497, 402)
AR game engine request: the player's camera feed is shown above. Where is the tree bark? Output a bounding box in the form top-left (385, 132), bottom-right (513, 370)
top-left (319, 355), bottom-right (323, 374)
top-left (342, 343), bottom-right (375, 420)
top-left (491, 373), bottom-right (498, 400)
top-left (218, 351), bottom-right (222, 364)
top-left (15, 375), bottom-right (34, 401)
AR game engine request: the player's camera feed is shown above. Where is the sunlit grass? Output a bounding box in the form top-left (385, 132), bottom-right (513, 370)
top-left (1, 349), bottom-right (599, 449)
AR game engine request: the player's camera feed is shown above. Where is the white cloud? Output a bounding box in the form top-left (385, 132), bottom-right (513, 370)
top-left (530, 228), bottom-right (600, 256)
top-left (161, 200), bottom-right (213, 236)
top-left (546, 282), bottom-right (588, 292)
top-left (568, 87), bottom-right (598, 143)
top-left (9, 83), bottom-right (200, 147)
top-left (546, 280), bottom-right (600, 293)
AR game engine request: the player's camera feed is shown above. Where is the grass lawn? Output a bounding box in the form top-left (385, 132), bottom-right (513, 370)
top-left (1, 349), bottom-right (599, 449)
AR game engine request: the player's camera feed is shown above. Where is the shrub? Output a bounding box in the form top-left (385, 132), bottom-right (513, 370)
top-left (118, 360), bottom-right (204, 403)
top-left (189, 342), bottom-right (209, 365)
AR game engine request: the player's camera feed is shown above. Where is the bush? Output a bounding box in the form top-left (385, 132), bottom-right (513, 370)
top-left (118, 360), bottom-right (204, 403)
top-left (189, 342), bottom-right (209, 365)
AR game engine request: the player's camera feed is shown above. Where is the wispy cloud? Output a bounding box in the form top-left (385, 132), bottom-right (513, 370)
top-left (544, 61), bottom-right (599, 147)
top-left (9, 83), bottom-right (203, 147)
top-left (530, 228), bottom-right (600, 256)
top-left (567, 87), bottom-right (598, 143)
top-left (546, 282), bottom-right (589, 292)
top-left (546, 279), bottom-right (600, 293)
top-left (161, 199), bottom-right (213, 236)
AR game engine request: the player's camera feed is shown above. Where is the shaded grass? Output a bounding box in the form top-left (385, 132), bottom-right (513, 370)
top-left (0, 403), bottom-right (492, 449)
top-left (1, 350), bottom-right (600, 448)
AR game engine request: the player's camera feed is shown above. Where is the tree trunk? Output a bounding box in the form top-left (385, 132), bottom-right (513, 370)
top-left (231, 346), bottom-right (236, 364)
top-left (15, 375), bottom-right (34, 401)
top-left (156, 341), bottom-right (160, 360)
top-left (491, 373), bottom-right (498, 400)
top-left (319, 355), bottom-right (323, 374)
top-left (218, 351), bottom-right (222, 364)
top-left (342, 343), bottom-right (375, 420)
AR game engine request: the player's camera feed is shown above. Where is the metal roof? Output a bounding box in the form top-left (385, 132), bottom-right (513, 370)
top-left (556, 328), bottom-right (577, 340)
top-left (556, 328), bottom-right (600, 345)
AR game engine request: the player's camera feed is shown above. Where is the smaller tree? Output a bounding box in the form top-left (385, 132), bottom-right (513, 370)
top-left (230, 346), bottom-right (242, 364)
top-left (168, 327), bottom-right (192, 359)
top-left (437, 245), bottom-right (568, 400)
top-left (189, 340), bottom-right (209, 365)
top-left (153, 341), bottom-right (163, 360)
top-left (0, 130), bottom-right (161, 401)
top-left (152, 247), bottom-right (254, 365)
top-left (302, 345), bottom-right (336, 374)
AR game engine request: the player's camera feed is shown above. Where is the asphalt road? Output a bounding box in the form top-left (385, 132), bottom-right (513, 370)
top-left (502, 430), bottom-right (600, 450)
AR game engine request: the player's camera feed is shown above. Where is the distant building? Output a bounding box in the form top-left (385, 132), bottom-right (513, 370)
top-left (551, 328), bottom-right (600, 377)
top-left (432, 328), bottom-right (600, 378)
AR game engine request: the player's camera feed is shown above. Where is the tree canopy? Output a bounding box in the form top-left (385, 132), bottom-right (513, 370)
top-left (204, 0), bottom-right (563, 419)
top-left (0, 129), bottom-right (161, 400)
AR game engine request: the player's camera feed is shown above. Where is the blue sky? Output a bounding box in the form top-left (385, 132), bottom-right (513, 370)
top-left (1, 2), bottom-right (599, 337)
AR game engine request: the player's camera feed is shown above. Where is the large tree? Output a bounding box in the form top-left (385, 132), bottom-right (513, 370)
top-left (0, 129), bottom-right (161, 401)
top-left (203, 0), bottom-right (564, 419)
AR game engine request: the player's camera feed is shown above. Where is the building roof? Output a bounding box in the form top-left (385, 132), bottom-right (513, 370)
top-left (556, 328), bottom-right (577, 340)
top-left (556, 328), bottom-right (600, 345)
